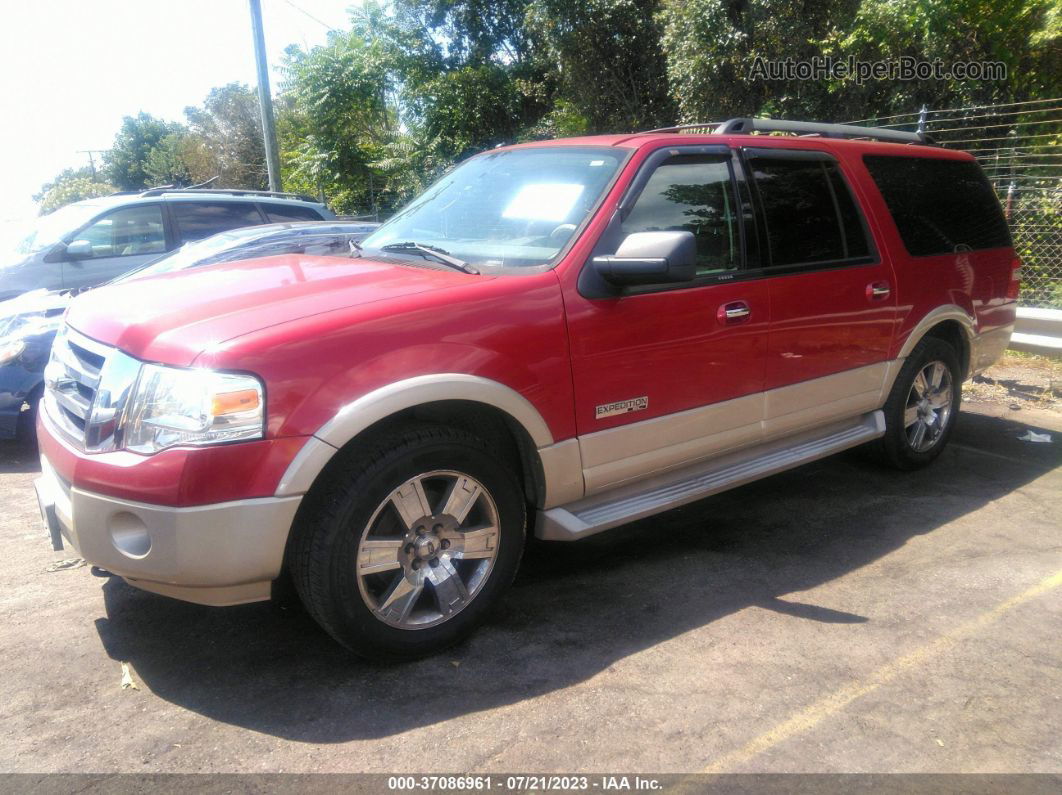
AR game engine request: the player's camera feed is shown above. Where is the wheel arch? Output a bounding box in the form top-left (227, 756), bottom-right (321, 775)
top-left (275, 375), bottom-right (574, 510)
top-left (897, 306), bottom-right (975, 380)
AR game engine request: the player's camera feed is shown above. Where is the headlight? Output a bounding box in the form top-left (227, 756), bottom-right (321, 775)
top-left (0, 337), bottom-right (26, 365)
top-left (121, 364), bottom-right (265, 454)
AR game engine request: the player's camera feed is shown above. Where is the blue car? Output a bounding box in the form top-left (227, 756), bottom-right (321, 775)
top-left (0, 220), bottom-right (377, 441)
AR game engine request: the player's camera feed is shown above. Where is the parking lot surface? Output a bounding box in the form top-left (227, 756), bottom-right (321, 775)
top-left (0, 399), bottom-right (1059, 774)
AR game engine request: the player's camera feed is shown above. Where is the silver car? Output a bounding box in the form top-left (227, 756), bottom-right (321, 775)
top-left (0, 188), bottom-right (334, 302)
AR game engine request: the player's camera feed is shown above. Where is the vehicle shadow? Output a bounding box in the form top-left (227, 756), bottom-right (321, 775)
top-left (0, 439), bottom-right (41, 474)
top-left (93, 410), bottom-right (1060, 742)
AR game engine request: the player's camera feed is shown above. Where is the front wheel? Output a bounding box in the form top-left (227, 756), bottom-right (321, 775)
top-left (290, 424), bottom-right (526, 660)
top-left (876, 337), bottom-right (962, 470)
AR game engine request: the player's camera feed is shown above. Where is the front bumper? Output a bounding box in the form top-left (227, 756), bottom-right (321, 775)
top-left (35, 452), bottom-right (302, 606)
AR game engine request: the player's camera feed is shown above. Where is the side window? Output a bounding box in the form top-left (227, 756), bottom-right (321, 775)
top-left (171, 202), bottom-right (264, 243)
top-left (70, 205), bottom-right (165, 258)
top-left (264, 204), bottom-right (325, 223)
top-left (748, 154), bottom-right (870, 267)
top-left (622, 155), bottom-right (740, 275)
top-left (862, 155), bottom-right (1011, 256)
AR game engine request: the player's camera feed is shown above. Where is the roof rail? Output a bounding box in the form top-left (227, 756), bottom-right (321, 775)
top-left (638, 122), bottom-right (722, 134)
top-left (137, 187), bottom-right (320, 202)
top-left (712, 118), bottom-right (933, 145)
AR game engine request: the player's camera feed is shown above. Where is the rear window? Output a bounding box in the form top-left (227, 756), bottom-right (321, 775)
top-left (171, 201), bottom-right (264, 243)
top-left (263, 204), bottom-right (325, 223)
top-left (748, 154), bottom-right (871, 268)
top-left (862, 155), bottom-right (1011, 256)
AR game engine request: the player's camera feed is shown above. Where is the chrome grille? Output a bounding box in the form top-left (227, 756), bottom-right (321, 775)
top-left (44, 327), bottom-right (109, 444)
top-left (44, 326), bottom-right (141, 452)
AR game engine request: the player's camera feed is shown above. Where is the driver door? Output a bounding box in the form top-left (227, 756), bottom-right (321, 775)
top-left (564, 149), bottom-right (770, 495)
top-left (61, 204), bottom-right (169, 289)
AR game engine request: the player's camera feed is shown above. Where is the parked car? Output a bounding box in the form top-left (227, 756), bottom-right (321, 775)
top-left (34, 119), bottom-right (1019, 660)
top-left (0, 221), bottom-right (374, 441)
top-left (0, 188), bottom-right (335, 302)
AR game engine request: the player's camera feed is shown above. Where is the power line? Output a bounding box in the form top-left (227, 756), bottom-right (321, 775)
top-left (279, 0), bottom-right (335, 31)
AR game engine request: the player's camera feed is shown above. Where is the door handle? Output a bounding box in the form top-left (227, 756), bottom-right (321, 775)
top-left (866, 282), bottom-right (891, 301)
top-left (718, 301), bottom-right (751, 324)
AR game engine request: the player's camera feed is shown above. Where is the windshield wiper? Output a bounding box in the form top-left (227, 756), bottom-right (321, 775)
top-left (380, 242), bottom-right (479, 274)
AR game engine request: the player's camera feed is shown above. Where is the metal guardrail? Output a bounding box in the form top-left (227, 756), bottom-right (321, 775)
top-left (1010, 307), bottom-right (1062, 356)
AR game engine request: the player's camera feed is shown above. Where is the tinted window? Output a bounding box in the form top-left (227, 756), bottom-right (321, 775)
top-left (263, 204), bottom-right (325, 223)
top-left (71, 205), bottom-right (166, 258)
top-left (171, 202), bottom-right (264, 243)
top-left (623, 156), bottom-right (739, 274)
top-left (749, 155), bottom-right (870, 267)
top-left (863, 155), bottom-right (1010, 256)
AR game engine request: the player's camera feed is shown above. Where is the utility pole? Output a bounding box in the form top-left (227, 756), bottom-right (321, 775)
top-left (248, 0), bottom-right (282, 192)
top-left (78, 150), bottom-right (107, 180)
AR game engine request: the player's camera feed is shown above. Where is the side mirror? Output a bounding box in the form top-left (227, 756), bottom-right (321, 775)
top-left (64, 240), bottom-right (94, 259)
top-left (591, 231), bottom-right (696, 287)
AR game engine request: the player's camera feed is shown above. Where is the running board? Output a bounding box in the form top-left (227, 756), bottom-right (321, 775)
top-left (536, 410), bottom-right (885, 541)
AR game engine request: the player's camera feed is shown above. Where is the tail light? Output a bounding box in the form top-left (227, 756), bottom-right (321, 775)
top-left (1007, 256), bottom-right (1022, 300)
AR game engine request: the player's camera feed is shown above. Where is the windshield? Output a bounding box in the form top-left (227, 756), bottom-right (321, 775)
top-left (13, 202), bottom-right (107, 255)
top-left (126, 225), bottom-right (275, 279)
top-left (361, 147), bottom-right (624, 268)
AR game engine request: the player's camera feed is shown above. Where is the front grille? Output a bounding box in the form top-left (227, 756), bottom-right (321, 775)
top-left (44, 327), bottom-right (112, 447)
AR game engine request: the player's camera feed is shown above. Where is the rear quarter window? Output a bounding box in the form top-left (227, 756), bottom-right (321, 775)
top-left (263, 204), bottom-right (326, 223)
top-left (862, 155), bottom-right (1011, 256)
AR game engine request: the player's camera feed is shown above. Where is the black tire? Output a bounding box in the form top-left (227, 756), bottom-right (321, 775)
top-left (16, 387), bottom-right (42, 450)
top-left (875, 337), bottom-right (962, 470)
top-left (289, 423), bottom-right (526, 660)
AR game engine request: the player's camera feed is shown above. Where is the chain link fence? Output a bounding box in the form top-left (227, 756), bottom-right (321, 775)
top-left (850, 99), bottom-right (1062, 308)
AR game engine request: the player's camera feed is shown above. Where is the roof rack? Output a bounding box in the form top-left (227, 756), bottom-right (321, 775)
top-left (638, 123), bottom-right (722, 135)
top-left (712, 118), bottom-right (933, 145)
top-left (637, 118), bottom-right (933, 145)
top-left (136, 187), bottom-right (320, 202)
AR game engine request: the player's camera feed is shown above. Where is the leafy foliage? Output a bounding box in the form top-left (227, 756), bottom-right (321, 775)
top-left (33, 168), bottom-right (115, 215)
top-left (37, 0), bottom-right (1062, 217)
top-left (526, 0), bottom-right (675, 131)
top-left (184, 83), bottom-right (269, 188)
top-left (103, 112), bottom-right (186, 190)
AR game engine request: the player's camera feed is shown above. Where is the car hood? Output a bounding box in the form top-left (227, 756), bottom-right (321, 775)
top-left (65, 253), bottom-right (485, 366)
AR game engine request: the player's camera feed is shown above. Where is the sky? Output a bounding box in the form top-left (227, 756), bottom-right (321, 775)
top-left (0, 0), bottom-right (357, 232)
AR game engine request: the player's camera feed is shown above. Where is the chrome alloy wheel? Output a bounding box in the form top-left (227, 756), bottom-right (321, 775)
top-left (904, 360), bottom-right (954, 453)
top-left (356, 470), bottom-right (501, 629)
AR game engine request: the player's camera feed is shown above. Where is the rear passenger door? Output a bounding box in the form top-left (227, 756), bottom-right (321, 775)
top-left (168, 201), bottom-right (266, 244)
top-left (743, 148), bottom-right (897, 433)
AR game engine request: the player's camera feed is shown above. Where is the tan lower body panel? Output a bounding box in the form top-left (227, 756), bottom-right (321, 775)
top-left (577, 361), bottom-right (894, 497)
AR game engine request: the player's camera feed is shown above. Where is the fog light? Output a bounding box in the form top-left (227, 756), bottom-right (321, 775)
top-left (109, 512), bottom-right (151, 558)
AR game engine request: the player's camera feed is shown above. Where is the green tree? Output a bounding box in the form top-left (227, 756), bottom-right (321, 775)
top-left (281, 21), bottom-right (395, 213)
top-left (660, 0), bottom-right (860, 122)
top-left (659, 0), bottom-right (1061, 124)
top-left (185, 83), bottom-right (269, 189)
top-left (832, 0), bottom-right (1062, 116)
top-left (143, 131), bottom-right (193, 187)
top-left (33, 168), bottom-right (115, 215)
top-left (526, 0), bottom-right (675, 132)
top-left (103, 112), bottom-right (186, 190)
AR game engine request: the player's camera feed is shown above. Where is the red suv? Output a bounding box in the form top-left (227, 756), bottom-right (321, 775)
top-left (34, 119), bottom-right (1019, 659)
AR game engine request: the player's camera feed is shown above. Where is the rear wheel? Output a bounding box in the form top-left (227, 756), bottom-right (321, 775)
top-left (290, 424), bottom-right (525, 660)
top-left (876, 337), bottom-right (961, 470)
